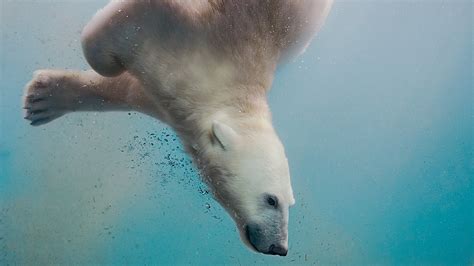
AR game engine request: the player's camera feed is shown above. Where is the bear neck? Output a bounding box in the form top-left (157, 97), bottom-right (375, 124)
top-left (174, 89), bottom-right (273, 166)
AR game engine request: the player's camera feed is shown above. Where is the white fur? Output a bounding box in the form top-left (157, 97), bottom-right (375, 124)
top-left (23, 0), bottom-right (333, 255)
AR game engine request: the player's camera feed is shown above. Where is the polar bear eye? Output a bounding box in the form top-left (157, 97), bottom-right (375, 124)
top-left (266, 195), bottom-right (278, 208)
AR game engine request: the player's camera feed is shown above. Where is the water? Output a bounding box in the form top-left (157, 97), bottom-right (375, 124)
top-left (0, 1), bottom-right (472, 264)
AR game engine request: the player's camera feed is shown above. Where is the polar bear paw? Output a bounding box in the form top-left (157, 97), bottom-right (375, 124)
top-left (23, 70), bottom-right (72, 126)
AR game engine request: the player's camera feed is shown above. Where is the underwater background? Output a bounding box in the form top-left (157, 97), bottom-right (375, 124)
top-left (0, 0), bottom-right (472, 264)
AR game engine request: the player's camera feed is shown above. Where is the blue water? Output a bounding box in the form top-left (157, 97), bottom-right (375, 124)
top-left (0, 1), bottom-right (472, 264)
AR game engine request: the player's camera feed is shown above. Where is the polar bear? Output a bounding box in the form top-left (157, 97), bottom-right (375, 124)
top-left (23, 0), bottom-right (333, 256)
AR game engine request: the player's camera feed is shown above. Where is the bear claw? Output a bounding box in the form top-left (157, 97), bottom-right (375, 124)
top-left (23, 70), bottom-right (66, 126)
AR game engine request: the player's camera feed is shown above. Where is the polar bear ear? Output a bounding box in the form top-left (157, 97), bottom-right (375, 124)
top-left (212, 121), bottom-right (239, 150)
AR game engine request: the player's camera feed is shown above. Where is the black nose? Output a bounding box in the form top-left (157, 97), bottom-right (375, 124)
top-left (269, 244), bottom-right (288, 256)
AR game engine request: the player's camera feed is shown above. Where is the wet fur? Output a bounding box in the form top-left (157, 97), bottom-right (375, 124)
top-left (23, 0), bottom-right (333, 254)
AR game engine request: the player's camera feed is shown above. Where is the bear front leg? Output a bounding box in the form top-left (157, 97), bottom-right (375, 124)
top-left (23, 70), bottom-right (160, 126)
top-left (81, 1), bottom-right (146, 77)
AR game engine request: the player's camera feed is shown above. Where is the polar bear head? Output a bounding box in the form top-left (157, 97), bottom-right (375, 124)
top-left (198, 120), bottom-right (295, 256)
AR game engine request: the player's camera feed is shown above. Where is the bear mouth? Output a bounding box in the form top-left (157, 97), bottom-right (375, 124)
top-left (244, 225), bottom-right (259, 252)
top-left (244, 224), bottom-right (288, 256)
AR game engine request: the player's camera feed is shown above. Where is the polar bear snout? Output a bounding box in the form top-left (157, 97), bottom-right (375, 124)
top-left (245, 223), bottom-right (288, 256)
